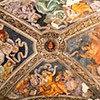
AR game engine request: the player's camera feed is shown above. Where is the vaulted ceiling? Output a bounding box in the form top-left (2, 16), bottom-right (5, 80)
top-left (0, 0), bottom-right (100, 100)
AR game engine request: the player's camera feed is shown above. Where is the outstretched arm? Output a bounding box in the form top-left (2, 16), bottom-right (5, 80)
top-left (52, 65), bottom-right (58, 76)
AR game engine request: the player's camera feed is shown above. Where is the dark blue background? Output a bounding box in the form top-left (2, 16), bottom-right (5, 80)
top-left (3, 26), bottom-right (34, 69)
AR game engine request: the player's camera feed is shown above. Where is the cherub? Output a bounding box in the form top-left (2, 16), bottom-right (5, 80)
top-left (34, 65), bottom-right (58, 87)
top-left (78, 25), bottom-right (100, 78)
top-left (3, 60), bottom-right (15, 80)
top-left (35, 65), bottom-right (69, 96)
top-left (0, 60), bottom-right (15, 81)
top-left (0, 37), bottom-right (28, 64)
top-left (0, 24), bottom-right (28, 64)
top-left (79, 25), bottom-right (100, 65)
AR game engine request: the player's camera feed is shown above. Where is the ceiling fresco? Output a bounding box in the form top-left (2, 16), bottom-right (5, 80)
top-left (0, 0), bottom-right (100, 100)
top-left (67, 25), bottom-right (100, 79)
top-left (0, 25), bottom-right (36, 96)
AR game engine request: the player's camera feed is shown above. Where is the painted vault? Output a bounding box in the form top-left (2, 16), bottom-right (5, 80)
top-left (0, 0), bottom-right (100, 100)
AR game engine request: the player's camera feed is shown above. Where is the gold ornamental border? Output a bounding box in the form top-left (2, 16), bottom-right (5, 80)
top-left (0, 6), bottom-right (100, 100)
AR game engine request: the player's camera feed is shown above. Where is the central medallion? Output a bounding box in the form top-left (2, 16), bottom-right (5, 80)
top-left (44, 39), bottom-right (57, 52)
top-left (37, 32), bottom-right (66, 61)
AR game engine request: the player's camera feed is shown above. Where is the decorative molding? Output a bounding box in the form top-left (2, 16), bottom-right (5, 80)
top-left (0, 6), bottom-right (41, 40)
top-left (37, 32), bottom-right (66, 61)
top-left (0, 4), bottom-right (99, 100)
top-left (61, 12), bottom-right (100, 40)
top-left (58, 53), bottom-right (100, 98)
top-left (21, 95), bottom-right (87, 100)
top-left (0, 54), bottom-right (42, 96)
